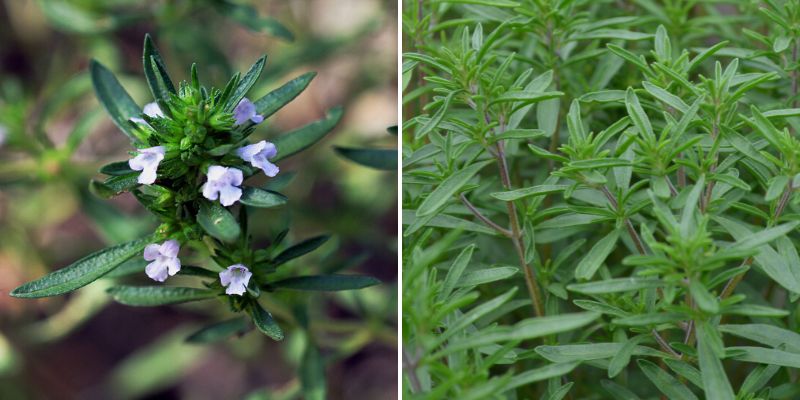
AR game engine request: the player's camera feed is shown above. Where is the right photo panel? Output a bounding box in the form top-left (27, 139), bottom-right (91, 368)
top-left (402, 1), bottom-right (800, 398)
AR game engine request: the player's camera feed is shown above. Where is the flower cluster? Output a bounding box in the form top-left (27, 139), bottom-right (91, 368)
top-left (124, 96), bottom-right (276, 294)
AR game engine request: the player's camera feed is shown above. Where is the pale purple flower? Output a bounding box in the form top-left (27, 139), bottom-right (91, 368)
top-left (236, 140), bottom-right (279, 177)
top-left (143, 102), bottom-right (165, 118)
top-left (219, 264), bottom-right (252, 296)
top-left (143, 240), bottom-right (181, 282)
top-left (202, 166), bottom-right (243, 206)
top-left (128, 146), bottom-right (166, 185)
top-left (233, 98), bottom-right (264, 125)
top-left (129, 117), bottom-right (148, 125)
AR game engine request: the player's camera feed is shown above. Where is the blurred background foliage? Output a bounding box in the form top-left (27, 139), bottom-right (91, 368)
top-left (0, 0), bottom-right (397, 399)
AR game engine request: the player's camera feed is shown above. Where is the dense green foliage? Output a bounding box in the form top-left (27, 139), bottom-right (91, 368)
top-left (403, 1), bottom-right (800, 398)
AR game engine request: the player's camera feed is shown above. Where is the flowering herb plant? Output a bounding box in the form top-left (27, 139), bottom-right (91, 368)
top-left (404, 1), bottom-right (800, 399)
top-left (11, 34), bottom-right (380, 343)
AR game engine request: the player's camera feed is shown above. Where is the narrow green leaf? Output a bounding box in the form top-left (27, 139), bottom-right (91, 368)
top-left (642, 81), bottom-right (688, 113)
top-left (415, 91), bottom-right (457, 139)
top-left (575, 230), bottom-right (620, 280)
top-left (608, 335), bottom-right (644, 378)
top-left (727, 346), bottom-right (800, 368)
top-left (718, 324), bottom-right (800, 352)
top-left (638, 359), bottom-right (699, 400)
top-left (504, 363), bottom-right (579, 391)
top-left (197, 201), bottom-right (241, 243)
top-left (273, 235), bottom-right (330, 266)
top-left (334, 147), bottom-right (397, 170)
top-left (100, 161), bottom-right (135, 176)
top-left (690, 280), bottom-right (719, 313)
top-left (186, 317), bottom-right (250, 344)
top-left (299, 342), bottom-right (325, 400)
top-left (239, 187), bottom-right (287, 208)
top-left (455, 266), bottom-right (519, 287)
top-left (225, 55), bottom-right (267, 111)
top-left (697, 323), bottom-right (735, 400)
top-left (765, 175), bottom-right (789, 202)
top-left (567, 278), bottom-right (663, 294)
top-left (491, 184), bottom-right (568, 201)
top-left (536, 343), bottom-right (665, 363)
top-left (143, 34), bottom-right (176, 111)
top-left (626, 87), bottom-right (654, 140)
top-left (108, 286), bottom-right (215, 306)
top-left (270, 275), bottom-right (380, 291)
top-left (89, 60), bottom-right (143, 143)
top-left (272, 107), bottom-right (343, 162)
top-left (247, 301), bottom-right (284, 341)
top-left (11, 236), bottom-right (151, 298)
top-left (416, 160), bottom-right (493, 217)
top-left (440, 244), bottom-right (476, 301)
top-left (254, 72), bottom-right (316, 119)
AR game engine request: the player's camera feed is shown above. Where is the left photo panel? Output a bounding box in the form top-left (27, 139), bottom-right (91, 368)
top-left (0, 1), bottom-right (397, 399)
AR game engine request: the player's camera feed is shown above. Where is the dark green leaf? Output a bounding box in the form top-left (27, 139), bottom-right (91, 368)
top-left (247, 301), bottom-right (284, 341)
top-left (272, 107), bottom-right (343, 162)
top-left (334, 147), bottom-right (397, 170)
top-left (273, 235), bottom-right (330, 266)
top-left (11, 237), bottom-right (152, 298)
top-left (254, 72), bottom-right (315, 119)
top-left (108, 286), bottom-right (215, 306)
top-left (89, 60), bottom-right (144, 144)
top-left (239, 187), bottom-right (287, 208)
top-left (186, 317), bottom-right (250, 344)
top-left (270, 275), bottom-right (380, 291)
top-left (197, 201), bottom-right (241, 243)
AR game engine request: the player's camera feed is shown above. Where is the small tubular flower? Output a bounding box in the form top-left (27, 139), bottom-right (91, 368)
top-left (143, 239), bottom-right (181, 282)
top-left (236, 140), bottom-right (279, 177)
top-left (219, 264), bottom-right (252, 296)
top-left (129, 146), bottom-right (166, 185)
top-left (143, 102), bottom-right (165, 118)
top-left (202, 165), bottom-right (243, 206)
top-left (233, 98), bottom-right (264, 125)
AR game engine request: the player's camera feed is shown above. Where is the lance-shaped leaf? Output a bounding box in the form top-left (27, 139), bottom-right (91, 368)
top-left (197, 201), bottom-right (241, 243)
top-left (273, 235), bottom-right (330, 266)
top-left (100, 161), bottom-right (136, 176)
top-left (143, 34), bottom-right (176, 113)
top-left (90, 173), bottom-right (140, 199)
top-left (491, 184), bottom-right (568, 201)
top-left (89, 60), bottom-right (144, 144)
top-left (11, 236), bottom-right (152, 298)
top-left (416, 160), bottom-right (493, 217)
top-left (239, 187), bottom-right (287, 208)
top-left (186, 317), bottom-right (250, 344)
top-left (697, 323), bottom-right (735, 400)
top-left (626, 87), bottom-right (654, 141)
top-left (718, 324), bottom-right (800, 352)
top-left (224, 55), bottom-right (267, 111)
top-left (567, 278), bottom-right (663, 294)
top-left (272, 107), bottom-right (343, 162)
top-left (638, 359), bottom-right (699, 400)
top-left (726, 346), bottom-right (800, 368)
top-left (334, 147), bottom-right (397, 170)
top-left (247, 301), bottom-right (284, 341)
top-left (270, 275), bottom-right (380, 291)
top-left (575, 229), bottom-right (620, 280)
top-left (107, 286), bottom-right (215, 306)
top-left (254, 72), bottom-right (315, 119)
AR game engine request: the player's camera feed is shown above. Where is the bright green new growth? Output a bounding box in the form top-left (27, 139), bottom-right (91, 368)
top-left (404, 0), bottom-right (800, 398)
top-left (12, 34), bottom-right (380, 345)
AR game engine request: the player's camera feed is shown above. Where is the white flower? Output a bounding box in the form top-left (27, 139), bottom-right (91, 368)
top-left (236, 140), bottom-right (279, 177)
top-left (202, 165), bottom-right (243, 206)
top-left (233, 98), bottom-right (264, 125)
top-left (143, 102), bottom-right (165, 118)
top-left (128, 146), bottom-right (166, 185)
top-left (143, 240), bottom-right (181, 282)
top-left (219, 264), bottom-right (252, 296)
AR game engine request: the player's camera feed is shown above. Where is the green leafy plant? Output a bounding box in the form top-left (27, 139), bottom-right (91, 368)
top-left (403, 1), bottom-right (800, 398)
top-left (11, 34), bottom-right (380, 348)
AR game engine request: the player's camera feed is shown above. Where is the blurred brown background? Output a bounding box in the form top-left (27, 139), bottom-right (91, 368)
top-left (0, 1), bottom-right (398, 399)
